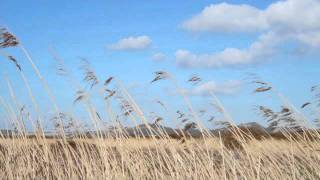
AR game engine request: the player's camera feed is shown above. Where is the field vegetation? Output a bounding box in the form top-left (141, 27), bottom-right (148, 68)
top-left (1, 27), bottom-right (320, 179)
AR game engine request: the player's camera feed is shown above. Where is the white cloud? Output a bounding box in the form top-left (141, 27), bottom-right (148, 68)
top-left (179, 0), bottom-right (320, 68)
top-left (176, 31), bottom-right (279, 68)
top-left (189, 80), bottom-right (242, 96)
top-left (176, 49), bottom-right (253, 68)
top-left (108, 36), bottom-right (152, 50)
top-left (183, 0), bottom-right (320, 35)
top-left (151, 53), bottom-right (166, 61)
top-left (183, 3), bottom-right (267, 33)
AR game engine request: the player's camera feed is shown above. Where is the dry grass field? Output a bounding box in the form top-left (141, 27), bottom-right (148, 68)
top-left (0, 135), bottom-right (320, 179)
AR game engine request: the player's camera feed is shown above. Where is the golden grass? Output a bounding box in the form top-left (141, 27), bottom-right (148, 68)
top-left (0, 136), bottom-right (319, 179)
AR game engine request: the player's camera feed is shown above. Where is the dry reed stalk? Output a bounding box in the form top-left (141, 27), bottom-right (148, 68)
top-left (0, 51), bottom-right (48, 139)
top-left (14, 37), bottom-right (67, 137)
top-left (166, 73), bottom-right (212, 141)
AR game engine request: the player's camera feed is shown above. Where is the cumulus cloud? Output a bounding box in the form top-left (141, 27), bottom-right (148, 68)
top-left (188, 80), bottom-right (242, 96)
top-left (183, 3), bottom-right (267, 33)
top-left (176, 31), bottom-right (279, 68)
top-left (108, 36), bottom-right (152, 50)
top-left (179, 0), bottom-right (320, 68)
top-left (183, 0), bottom-right (320, 35)
top-left (151, 53), bottom-right (166, 61)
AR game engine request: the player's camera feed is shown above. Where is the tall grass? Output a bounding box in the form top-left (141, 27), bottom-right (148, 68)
top-left (1, 27), bottom-right (320, 179)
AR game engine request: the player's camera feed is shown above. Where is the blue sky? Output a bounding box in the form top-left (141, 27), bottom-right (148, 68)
top-left (0, 0), bottom-right (320, 129)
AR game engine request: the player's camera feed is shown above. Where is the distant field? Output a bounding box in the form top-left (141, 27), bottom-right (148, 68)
top-left (0, 135), bottom-right (320, 179)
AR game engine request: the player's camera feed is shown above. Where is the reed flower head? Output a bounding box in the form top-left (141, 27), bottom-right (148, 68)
top-left (151, 71), bottom-right (169, 83)
top-left (0, 28), bottom-right (19, 48)
top-left (188, 75), bottom-right (201, 85)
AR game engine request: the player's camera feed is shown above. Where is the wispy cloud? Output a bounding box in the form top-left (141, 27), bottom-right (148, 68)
top-left (151, 53), bottom-right (166, 62)
top-left (179, 0), bottom-right (320, 68)
top-left (108, 36), bottom-right (152, 51)
top-left (189, 80), bottom-right (242, 96)
top-left (171, 80), bottom-right (242, 97)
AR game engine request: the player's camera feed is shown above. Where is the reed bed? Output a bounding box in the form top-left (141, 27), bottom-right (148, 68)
top-left (0, 27), bottom-right (320, 179)
top-left (0, 137), bottom-right (320, 179)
